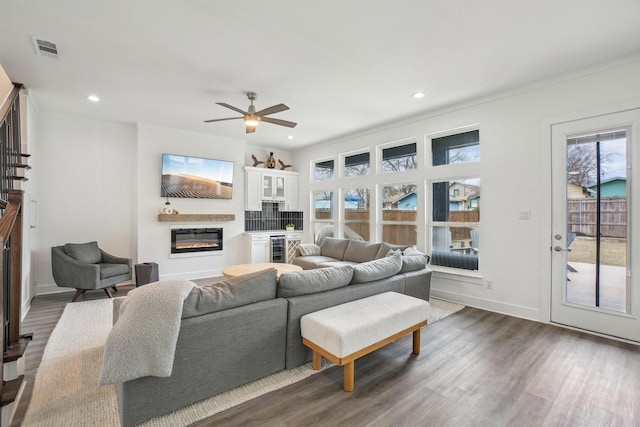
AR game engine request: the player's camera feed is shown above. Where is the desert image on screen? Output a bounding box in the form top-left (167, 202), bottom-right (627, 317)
top-left (162, 174), bottom-right (232, 199)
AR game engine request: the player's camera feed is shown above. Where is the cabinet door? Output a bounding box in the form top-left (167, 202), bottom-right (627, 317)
top-left (250, 235), bottom-right (270, 263)
top-left (274, 175), bottom-right (286, 201)
top-left (284, 174), bottom-right (299, 210)
top-left (262, 174), bottom-right (274, 199)
top-left (245, 169), bottom-right (262, 211)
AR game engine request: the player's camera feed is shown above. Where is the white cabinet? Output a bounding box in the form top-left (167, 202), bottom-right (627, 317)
top-left (245, 167), bottom-right (299, 210)
top-left (245, 168), bottom-right (262, 211)
top-left (248, 234), bottom-right (270, 263)
top-left (262, 173), bottom-right (286, 201)
top-left (282, 174), bottom-right (299, 211)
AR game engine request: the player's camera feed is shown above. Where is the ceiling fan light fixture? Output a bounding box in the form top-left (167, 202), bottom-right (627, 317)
top-left (244, 116), bottom-right (260, 127)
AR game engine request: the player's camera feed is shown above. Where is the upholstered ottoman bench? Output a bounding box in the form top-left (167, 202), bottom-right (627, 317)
top-left (300, 291), bottom-right (430, 391)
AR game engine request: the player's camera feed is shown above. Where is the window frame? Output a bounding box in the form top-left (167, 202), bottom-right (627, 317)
top-left (377, 138), bottom-right (418, 175)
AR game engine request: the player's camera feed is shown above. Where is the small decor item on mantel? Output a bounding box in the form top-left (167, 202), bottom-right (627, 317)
top-left (251, 154), bottom-right (264, 167)
top-left (266, 152), bottom-right (276, 169)
top-left (278, 159), bottom-right (292, 170)
top-left (161, 196), bottom-right (173, 214)
top-left (286, 223), bottom-right (295, 231)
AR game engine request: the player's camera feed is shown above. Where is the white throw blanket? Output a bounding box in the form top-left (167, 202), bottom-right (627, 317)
top-left (98, 279), bottom-right (196, 385)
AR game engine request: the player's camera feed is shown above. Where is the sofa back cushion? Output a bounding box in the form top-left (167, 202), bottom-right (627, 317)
top-left (320, 237), bottom-right (350, 260)
top-left (342, 240), bottom-right (381, 263)
top-left (351, 254), bottom-right (402, 284)
top-left (65, 241), bottom-right (102, 264)
top-left (277, 265), bottom-right (354, 298)
top-left (181, 268), bottom-right (278, 318)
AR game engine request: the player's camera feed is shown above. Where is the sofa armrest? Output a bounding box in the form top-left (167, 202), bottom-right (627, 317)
top-left (101, 250), bottom-right (133, 268)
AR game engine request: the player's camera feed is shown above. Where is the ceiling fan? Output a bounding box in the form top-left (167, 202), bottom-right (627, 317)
top-left (204, 91), bottom-right (297, 134)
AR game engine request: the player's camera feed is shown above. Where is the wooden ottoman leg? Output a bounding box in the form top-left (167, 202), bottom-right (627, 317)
top-left (412, 329), bottom-right (421, 354)
top-left (344, 361), bottom-right (355, 392)
top-left (312, 350), bottom-right (322, 370)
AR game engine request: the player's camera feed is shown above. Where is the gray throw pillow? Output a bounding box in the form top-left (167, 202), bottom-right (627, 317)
top-left (298, 243), bottom-right (321, 256)
top-left (375, 242), bottom-right (409, 259)
top-left (320, 237), bottom-right (350, 260)
top-left (64, 241), bottom-right (102, 264)
top-left (351, 254), bottom-right (402, 284)
top-left (277, 265), bottom-right (354, 297)
top-left (181, 268), bottom-right (278, 318)
top-left (342, 240), bottom-right (381, 263)
top-left (400, 255), bottom-right (426, 273)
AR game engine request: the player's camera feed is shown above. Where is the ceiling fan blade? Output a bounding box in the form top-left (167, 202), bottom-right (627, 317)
top-left (260, 116), bottom-right (297, 128)
top-left (245, 125), bottom-right (257, 134)
top-left (256, 103), bottom-right (289, 117)
top-left (216, 102), bottom-right (248, 115)
top-left (203, 117), bottom-right (243, 123)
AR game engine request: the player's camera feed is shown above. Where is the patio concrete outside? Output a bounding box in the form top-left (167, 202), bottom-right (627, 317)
top-left (566, 261), bottom-right (627, 313)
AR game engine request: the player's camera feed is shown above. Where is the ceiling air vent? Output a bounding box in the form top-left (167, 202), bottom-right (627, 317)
top-left (31, 36), bottom-right (60, 59)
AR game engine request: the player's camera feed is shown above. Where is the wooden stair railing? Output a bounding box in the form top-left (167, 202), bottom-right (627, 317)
top-left (0, 83), bottom-right (30, 422)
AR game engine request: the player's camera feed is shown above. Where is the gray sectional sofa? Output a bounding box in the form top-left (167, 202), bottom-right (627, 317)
top-left (112, 238), bottom-right (432, 426)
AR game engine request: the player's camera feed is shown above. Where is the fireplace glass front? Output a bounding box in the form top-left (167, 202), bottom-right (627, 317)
top-left (171, 227), bottom-right (223, 254)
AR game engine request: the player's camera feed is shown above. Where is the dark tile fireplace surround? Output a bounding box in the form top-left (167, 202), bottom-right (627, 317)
top-left (245, 202), bottom-right (303, 232)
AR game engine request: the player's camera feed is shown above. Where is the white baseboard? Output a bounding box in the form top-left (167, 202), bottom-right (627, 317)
top-left (430, 288), bottom-right (542, 322)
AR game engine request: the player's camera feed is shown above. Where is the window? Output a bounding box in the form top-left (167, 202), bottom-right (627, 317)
top-left (432, 130), bottom-right (479, 166)
top-left (344, 152), bottom-right (370, 178)
top-left (343, 188), bottom-right (370, 241)
top-left (313, 191), bottom-right (334, 244)
top-left (381, 183), bottom-right (417, 246)
top-left (314, 159), bottom-right (334, 182)
top-left (430, 178), bottom-right (480, 270)
top-left (381, 141), bottom-right (417, 173)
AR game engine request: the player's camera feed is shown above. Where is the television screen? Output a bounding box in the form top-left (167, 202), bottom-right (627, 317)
top-left (161, 154), bottom-right (234, 199)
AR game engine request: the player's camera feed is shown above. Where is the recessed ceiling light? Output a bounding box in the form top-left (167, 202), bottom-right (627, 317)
top-left (287, 135), bottom-right (294, 140)
top-left (87, 95), bottom-right (100, 102)
top-left (411, 91), bottom-right (425, 99)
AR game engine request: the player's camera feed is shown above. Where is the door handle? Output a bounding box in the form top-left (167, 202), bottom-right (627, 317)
top-left (553, 246), bottom-right (572, 252)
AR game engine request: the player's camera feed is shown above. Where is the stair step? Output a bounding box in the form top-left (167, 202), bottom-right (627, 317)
top-left (0, 375), bottom-right (23, 407)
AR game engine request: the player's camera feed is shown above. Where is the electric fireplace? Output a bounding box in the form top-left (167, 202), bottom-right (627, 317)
top-left (171, 227), bottom-right (223, 254)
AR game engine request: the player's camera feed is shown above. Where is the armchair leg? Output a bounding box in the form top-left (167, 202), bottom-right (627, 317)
top-left (104, 287), bottom-right (113, 299)
top-left (112, 286), bottom-right (118, 293)
top-left (71, 289), bottom-right (86, 302)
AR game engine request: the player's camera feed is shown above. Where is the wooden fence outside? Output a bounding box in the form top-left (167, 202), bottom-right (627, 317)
top-left (568, 198), bottom-right (626, 238)
top-left (315, 209), bottom-right (479, 244)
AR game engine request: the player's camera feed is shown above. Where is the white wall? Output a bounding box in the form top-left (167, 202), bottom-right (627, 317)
top-left (293, 55), bottom-right (640, 322)
top-left (31, 113), bottom-right (297, 295)
top-left (35, 112), bottom-right (138, 294)
top-left (136, 124), bottom-right (248, 280)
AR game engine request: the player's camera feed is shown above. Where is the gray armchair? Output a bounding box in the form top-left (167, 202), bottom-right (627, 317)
top-left (51, 241), bottom-right (133, 302)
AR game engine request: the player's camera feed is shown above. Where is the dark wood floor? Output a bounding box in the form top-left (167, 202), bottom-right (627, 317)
top-left (11, 287), bottom-right (640, 427)
top-left (10, 284), bottom-right (137, 427)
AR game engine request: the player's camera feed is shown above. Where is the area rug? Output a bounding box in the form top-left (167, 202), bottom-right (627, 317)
top-left (22, 297), bottom-right (464, 427)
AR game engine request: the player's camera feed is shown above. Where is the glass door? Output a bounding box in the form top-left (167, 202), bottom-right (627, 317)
top-left (550, 110), bottom-right (639, 341)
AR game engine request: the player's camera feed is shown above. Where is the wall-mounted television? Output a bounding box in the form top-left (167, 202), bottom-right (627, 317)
top-left (161, 153), bottom-right (234, 199)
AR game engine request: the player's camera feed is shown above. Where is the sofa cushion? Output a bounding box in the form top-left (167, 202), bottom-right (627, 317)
top-left (316, 260), bottom-right (359, 268)
top-left (277, 265), bottom-right (354, 298)
top-left (65, 241), bottom-right (102, 264)
top-left (99, 263), bottom-right (130, 279)
top-left (375, 242), bottom-right (409, 259)
top-left (320, 237), bottom-right (350, 260)
top-left (297, 243), bottom-right (321, 256)
top-left (292, 255), bottom-right (342, 270)
top-left (351, 254), bottom-right (402, 284)
top-left (342, 240), bottom-right (381, 263)
top-left (181, 268), bottom-right (278, 318)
